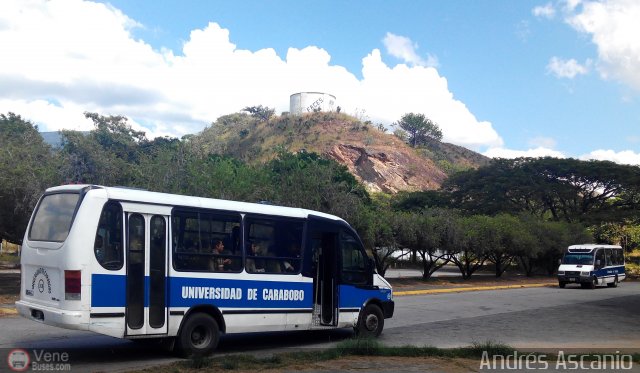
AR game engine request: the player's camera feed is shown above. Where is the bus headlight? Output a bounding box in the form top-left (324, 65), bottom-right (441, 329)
top-left (557, 271), bottom-right (565, 276)
top-left (580, 271), bottom-right (590, 276)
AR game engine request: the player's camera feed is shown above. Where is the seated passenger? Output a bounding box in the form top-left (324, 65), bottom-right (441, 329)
top-left (246, 242), bottom-right (266, 273)
top-left (210, 239), bottom-right (232, 271)
top-left (282, 242), bottom-right (301, 272)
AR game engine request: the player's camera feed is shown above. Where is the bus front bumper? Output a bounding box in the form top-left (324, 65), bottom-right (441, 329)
top-left (16, 300), bottom-right (89, 331)
top-left (557, 275), bottom-right (591, 283)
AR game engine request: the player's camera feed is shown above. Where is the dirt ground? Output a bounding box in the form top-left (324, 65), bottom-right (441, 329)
top-left (387, 274), bottom-right (557, 291)
top-left (163, 356), bottom-right (481, 373)
top-left (279, 356), bottom-right (480, 373)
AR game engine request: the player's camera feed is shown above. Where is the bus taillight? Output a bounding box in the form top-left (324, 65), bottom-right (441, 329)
top-left (64, 270), bottom-right (81, 300)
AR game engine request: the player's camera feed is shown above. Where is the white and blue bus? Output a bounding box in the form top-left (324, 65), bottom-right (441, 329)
top-left (17, 185), bottom-right (394, 356)
top-left (557, 244), bottom-right (625, 289)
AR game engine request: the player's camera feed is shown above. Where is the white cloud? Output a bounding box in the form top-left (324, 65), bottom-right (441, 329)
top-left (528, 136), bottom-right (557, 148)
top-left (580, 149), bottom-right (640, 165)
top-left (483, 147), bottom-right (566, 159)
top-left (382, 32), bottom-right (438, 68)
top-left (533, 3), bottom-right (557, 19)
top-left (565, 0), bottom-right (640, 90)
top-left (0, 0), bottom-right (501, 149)
top-left (547, 57), bottom-right (591, 78)
top-left (563, 0), bottom-right (583, 12)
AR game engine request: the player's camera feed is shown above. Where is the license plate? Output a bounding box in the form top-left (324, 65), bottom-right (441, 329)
top-left (569, 278), bottom-right (577, 282)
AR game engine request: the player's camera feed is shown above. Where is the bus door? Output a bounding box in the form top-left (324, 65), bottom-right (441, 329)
top-left (122, 203), bottom-right (171, 336)
top-left (306, 216), bottom-right (339, 326)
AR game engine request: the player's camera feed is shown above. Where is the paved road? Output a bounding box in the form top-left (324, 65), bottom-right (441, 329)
top-left (1, 282), bottom-right (639, 372)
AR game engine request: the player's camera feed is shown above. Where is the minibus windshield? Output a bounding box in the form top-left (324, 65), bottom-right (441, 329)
top-left (562, 253), bottom-right (594, 265)
top-left (28, 193), bottom-right (81, 242)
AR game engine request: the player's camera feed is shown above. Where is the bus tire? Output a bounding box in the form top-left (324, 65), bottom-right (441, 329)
top-left (355, 304), bottom-right (384, 338)
top-left (176, 313), bottom-right (220, 358)
top-left (607, 276), bottom-right (618, 288)
top-left (588, 277), bottom-right (597, 289)
top-left (558, 281), bottom-right (566, 288)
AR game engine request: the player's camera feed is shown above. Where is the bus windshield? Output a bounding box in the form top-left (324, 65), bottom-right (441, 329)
top-left (29, 193), bottom-right (81, 242)
top-left (562, 253), bottom-right (594, 265)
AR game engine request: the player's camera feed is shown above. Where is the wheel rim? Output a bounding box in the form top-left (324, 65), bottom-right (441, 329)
top-left (365, 314), bottom-right (379, 332)
top-left (191, 325), bottom-right (212, 348)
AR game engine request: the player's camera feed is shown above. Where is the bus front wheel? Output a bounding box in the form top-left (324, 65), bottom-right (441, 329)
top-left (177, 313), bottom-right (220, 358)
top-left (558, 281), bottom-right (566, 288)
top-left (355, 304), bottom-right (384, 338)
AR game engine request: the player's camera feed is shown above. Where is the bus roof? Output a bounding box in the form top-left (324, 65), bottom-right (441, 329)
top-left (567, 244), bottom-right (622, 253)
top-left (45, 184), bottom-right (345, 222)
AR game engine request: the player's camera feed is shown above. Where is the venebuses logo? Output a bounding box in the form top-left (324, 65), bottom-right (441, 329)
top-left (7, 349), bottom-right (30, 372)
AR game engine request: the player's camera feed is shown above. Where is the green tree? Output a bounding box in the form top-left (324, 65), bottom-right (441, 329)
top-left (394, 113), bottom-right (442, 148)
top-left (443, 157), bottom-right (640, 223)
top-left (0, 113), bottom-right (60, 244)
top-left (410, 210), bottom-right (457, 279)
top-left (59, 113), bottom-right (146, 185)
top-left (449, 215), bottom-right (490, 279)
top-left (242, 105), bottom-right (275, 122)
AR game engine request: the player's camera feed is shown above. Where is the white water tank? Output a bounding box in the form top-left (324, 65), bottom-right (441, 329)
top-left (289, 92), bottom-right (336, 115)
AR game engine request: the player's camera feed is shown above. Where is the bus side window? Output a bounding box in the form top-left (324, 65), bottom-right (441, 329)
top-left (615, 249), bottom-right (624, 266)
top-left (94, 202), bottom-right (123, 270)
top-left (604, 249), bottom-right (612, 267)
top-left (244, 217), bottom-right (303, 274)
top-left (172, 210), bottom-right (241, 272)
top-left (340, 232), bottom-right (368, 285)
top-left (595, 249), bottom-right (605, 269)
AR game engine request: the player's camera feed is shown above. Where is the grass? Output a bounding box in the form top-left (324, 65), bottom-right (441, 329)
top-left (0, 253), bottom-right (20, 265)
top-left (138, 339), bottom-right (517, 373)
top-left (148, 339), bottom-right (640, 373)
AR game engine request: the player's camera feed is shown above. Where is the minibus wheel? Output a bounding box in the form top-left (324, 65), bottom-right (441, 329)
top-left (355, 304), bottom-right (384, 338)
top-left (607, 276), bottom-right (618, 288)
top-left (588, 277), bottom-right (597, 289)
top-left (177, 313), bottom-right (220, 357)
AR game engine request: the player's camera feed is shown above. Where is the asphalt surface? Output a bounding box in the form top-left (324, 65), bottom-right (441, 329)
top-left (1, 280), bottom-right (639, 372)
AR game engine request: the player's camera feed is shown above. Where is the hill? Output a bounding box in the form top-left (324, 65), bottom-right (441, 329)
top-left (189, 112), bottom-right (489, 194)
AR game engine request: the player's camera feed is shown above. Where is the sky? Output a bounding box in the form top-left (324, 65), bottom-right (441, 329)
top-left (1, 0), bottom-right (639, 164)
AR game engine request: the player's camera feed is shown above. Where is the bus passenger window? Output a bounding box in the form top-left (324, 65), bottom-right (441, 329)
top-left (94, 202), bottom-right (123, 270)
top-left (172, 210), bottom-right (241, 272)
top-left (244, 217), bottom-right (303, 274)
top-left (595, 250), bottom-right (605, 269)
top-left (605, 249), bottom-right (612, 267)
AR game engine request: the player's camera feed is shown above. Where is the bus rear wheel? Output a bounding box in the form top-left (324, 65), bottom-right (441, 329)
top-left (355, 304), bottom-right (384, 338)
top-left (176, 313), bottom-right (220, 358)
top-left (607, 276), bottom-right (619, 288)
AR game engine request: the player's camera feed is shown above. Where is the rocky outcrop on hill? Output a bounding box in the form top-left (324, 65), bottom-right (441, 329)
top-left (326, 144), bottom-right (447, 193)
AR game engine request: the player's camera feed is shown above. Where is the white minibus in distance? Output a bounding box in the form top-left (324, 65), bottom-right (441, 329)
top-left (557, 244), bottom-right (625, 289)
top-left (17, 185), bottom-right (394, 356)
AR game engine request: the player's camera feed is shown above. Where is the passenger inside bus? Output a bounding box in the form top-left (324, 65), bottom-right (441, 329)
top-left (282, 241), bottom-right (301, 272)
top-left (246, 242), bottom-right (266, 273)
top-left (211, 239), bottom-right (232, 271)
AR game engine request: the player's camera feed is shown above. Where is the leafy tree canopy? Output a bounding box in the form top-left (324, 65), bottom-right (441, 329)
top-left (394, 113), bottom-right (442, 148)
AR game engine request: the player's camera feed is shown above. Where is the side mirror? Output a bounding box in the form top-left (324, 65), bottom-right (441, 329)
top-left (558, 259), bottom-right (562, 265)
top-left (596, 259), bottom-right (601, 266)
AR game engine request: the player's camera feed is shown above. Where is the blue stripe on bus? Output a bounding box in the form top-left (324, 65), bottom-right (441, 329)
top-left (169, 276), bottom-right (314, 309)
top-left (91, 274), bottom-right (391, 310)
top-left (92, 274), bottom-right (126, 307)
top-left (338, 285), bottom-right (392, 308)
top-left (594, 266), bottom-right (625, 277)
